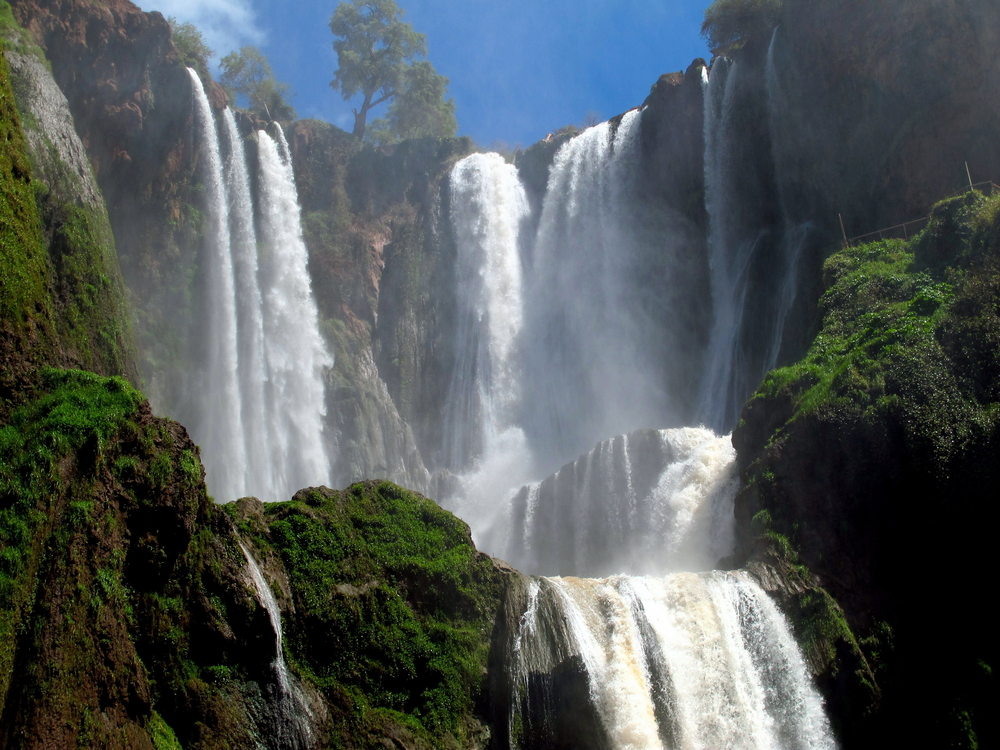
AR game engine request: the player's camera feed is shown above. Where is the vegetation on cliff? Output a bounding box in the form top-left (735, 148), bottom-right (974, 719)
top-left (330, 0), bottom-right (456, 141)
top-left (735, 191), bottom-right (999, 748)
top-left (0, 32), bottom-right (57, 401)
top-left (231, 482), bottom-right (507, 749)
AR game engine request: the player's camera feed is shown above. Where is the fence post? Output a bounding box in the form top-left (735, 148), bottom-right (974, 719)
top-left (966, 162), bottom-right (974, 191)
top-left (839, 214), bottom-right (848, 247)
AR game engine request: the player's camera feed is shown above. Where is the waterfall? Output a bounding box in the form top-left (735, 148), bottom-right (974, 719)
top-left (764, 28), bottom-right (811, 375)
top-left (256, 127), bottom-right (332, 498)
top-left (239, 542), bottom-right (315, 749)
top-left (443, 152), bottom-right (530, 472)
top-left (697, 53), bottom-right (807, 431)
top-left (435, 106), bottom-right (835, 747)
top-left (184, 71), bottom-right (331, 502)
top-left (698, 58), bottom-right (757, 432)
top-left (221, 108), bottom-right (273, 497)
top-left (187, 69), bottom-right (247, 501)
top-left (505, 572), bottom-right (837, 750)
top-left (523, 110), bottom-right (678, 467)
top-left (499, 428), bottom-right (737, 578)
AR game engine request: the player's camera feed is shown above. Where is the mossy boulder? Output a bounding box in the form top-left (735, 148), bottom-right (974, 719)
top-left (230, 481), bottom-right (511, 750)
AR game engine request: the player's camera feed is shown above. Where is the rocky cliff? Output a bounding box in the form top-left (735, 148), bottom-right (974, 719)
top-left (288, 120), bottom-right (477, 490)
top-left (733, 192), bottom-right (999, 747)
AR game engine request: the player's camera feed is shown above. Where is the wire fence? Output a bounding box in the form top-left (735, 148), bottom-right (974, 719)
top-left (843, 181), bottom-right (1000, 248)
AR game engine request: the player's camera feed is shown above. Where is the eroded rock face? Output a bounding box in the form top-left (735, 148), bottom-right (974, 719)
top-left (2, 20), bottom-right (138, 384)
top-left (9, 0), bottom-right (201, 404)
top-left (289, 120), bottom-right (476, 486)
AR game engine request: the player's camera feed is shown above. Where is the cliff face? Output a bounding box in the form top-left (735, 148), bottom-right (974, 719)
top-left (2, 6), bottom-right (137, 385)
top-left (732, 193), bottom-right (999, 747)
top-left (0, 9), bottom-right (137, 416)
top-left (289, 119), bottom-right (475, 486)
top-left (6, 0), bottom-right (208, 409)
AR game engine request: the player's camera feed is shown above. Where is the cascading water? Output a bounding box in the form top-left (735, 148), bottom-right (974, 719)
top-left (183, 71), bottom-right (331, 502)
top-left (523, 110), bottom-right (682, 467)
top-left (438, 152), bottom-right (537, 540)
top-left (239, 542), bottom-right (315, 749)
top-left (187, 69), bottom-right (247, 501)
top-left (504, 572), bottom-right (836, 750)
top-left (697, 54), bottom-right (808, 432)
top-left (221, 108), bottom-right (273, 497)
top-left (256, 126), bottom-right (332, 498)
top-left (499, 428), bottom-right (737, 578)
top-left (764, 28), bottom-right (811, 373)
top-left (443, 152), bottom-right (530, 472)
top-left (438, 107), bottom-right (836, 747)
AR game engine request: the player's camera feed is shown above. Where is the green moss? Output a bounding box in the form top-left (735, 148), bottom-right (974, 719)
top-left (751, 194), bottom-right (1000, 464)
top-left (0, 369), bottom-right (143, 679)
top-left (0, 38), bottom-right (57, 382)
top-left (44, 201), bottom-right (137, 378)
top-left (229, 481), bottom-right (504, 747)
top-left (148, 712), bottom-right (183, 750)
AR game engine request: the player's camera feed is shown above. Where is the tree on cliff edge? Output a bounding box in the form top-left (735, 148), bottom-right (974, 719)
top-left (330, 0), bottom-right (454, 140)
top-left (220, 47), bottom-right (296, 121)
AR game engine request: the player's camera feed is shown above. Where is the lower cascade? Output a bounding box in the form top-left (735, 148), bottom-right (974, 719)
top-left (497, 428), bottom-right (737, 578)
top-left (503, 572), bottom-right (837, 750)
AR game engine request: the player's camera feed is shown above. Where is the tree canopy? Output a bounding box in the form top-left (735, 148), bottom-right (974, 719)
top-left (365, 61), bottom-right (457, 147)
top-left (330, 0), bottom-right (455, 141)
top-left (220, 46), bottom-right (296, 121)
top-left (701, 0), bottom-right (783, 51)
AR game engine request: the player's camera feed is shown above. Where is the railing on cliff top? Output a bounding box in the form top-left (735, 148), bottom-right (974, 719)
top-left (842, 180), bottom-right (1000, 248)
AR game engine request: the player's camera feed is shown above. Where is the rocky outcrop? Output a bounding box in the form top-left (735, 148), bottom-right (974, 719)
top-left (289, 119), bottom-right (475, 483)
top-left (0, 367), bottom-right (514, 749)
top-left (731, 193), bottom-right (999, 746)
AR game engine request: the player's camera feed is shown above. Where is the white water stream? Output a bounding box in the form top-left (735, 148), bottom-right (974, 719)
top-left (185, 70), bottom-right (331, 503)
top-left (508, 572), bottom-right (836, 750)
top-left (239, 542), bottom-right (315, 749)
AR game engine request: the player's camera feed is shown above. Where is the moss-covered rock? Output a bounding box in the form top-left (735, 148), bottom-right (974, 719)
top-left (733, 191), bottom-right (1000, 748)
top-left (1, 4), bottom-right (138, 399)
top-left (0, 30), bottom-right (58, 408)
top-left (229, 481), bottom-right (511, 750)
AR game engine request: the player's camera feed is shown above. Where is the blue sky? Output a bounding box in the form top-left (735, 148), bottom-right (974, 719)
top-left (147, 0), bottom-right (711, 147)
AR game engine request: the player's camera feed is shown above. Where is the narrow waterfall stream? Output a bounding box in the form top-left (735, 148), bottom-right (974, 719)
top-left (239, 542), bottom-right (315, 749)
top-left (256, 126), bottom-right (332, 499)
top-left (188, 69), bottom-right (246, 500)
top-left (182, 70), bottom-right (331, 503)
top-left (697, 55), bottom-right (808, 432)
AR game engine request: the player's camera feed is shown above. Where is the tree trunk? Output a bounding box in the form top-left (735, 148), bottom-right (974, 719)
top-left (352, 108), bottom-right (368, 139)
top-left (353, 92), bottom-right (373, 139)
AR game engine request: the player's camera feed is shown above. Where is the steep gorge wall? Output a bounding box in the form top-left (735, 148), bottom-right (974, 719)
top-left (7, 0), bottom-right (215, 411)
top-left (732, 194), bottom-right (1000, 747)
